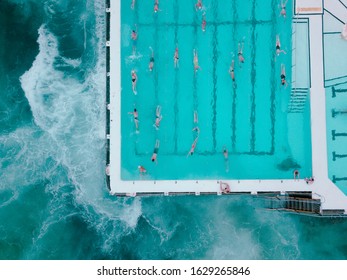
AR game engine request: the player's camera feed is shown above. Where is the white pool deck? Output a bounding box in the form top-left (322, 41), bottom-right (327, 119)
top-left (107, 0), bottom-right (347, 213)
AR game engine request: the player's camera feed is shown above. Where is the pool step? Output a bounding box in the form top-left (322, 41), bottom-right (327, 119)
top-left (264, 194), bottom-right (321, 214)
top-left (288, 88), bottom-right (309, 113)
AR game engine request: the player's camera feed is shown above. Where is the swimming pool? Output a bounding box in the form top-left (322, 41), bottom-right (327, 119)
top-left (120, 0), bottom-right (312, 181)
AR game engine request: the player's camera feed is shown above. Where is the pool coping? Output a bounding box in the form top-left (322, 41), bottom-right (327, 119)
top-left (106, 0), bottom-right (347, 215)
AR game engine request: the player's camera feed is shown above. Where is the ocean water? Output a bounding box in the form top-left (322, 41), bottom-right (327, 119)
top-left (121, 0), bottom-right (312, 181)
top-left (1, 0), bottom-right (347, 260)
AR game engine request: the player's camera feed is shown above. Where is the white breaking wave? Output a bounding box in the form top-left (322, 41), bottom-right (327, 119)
top-left (17, 0), bottom-right (142, 234)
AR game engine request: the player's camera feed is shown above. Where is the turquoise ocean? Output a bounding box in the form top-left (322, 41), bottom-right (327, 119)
top-left (1, 0), bottom-right (347, 260)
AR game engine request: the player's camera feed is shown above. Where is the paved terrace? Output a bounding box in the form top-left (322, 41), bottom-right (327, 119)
top-left (107, 0), bottom-right (347, 213)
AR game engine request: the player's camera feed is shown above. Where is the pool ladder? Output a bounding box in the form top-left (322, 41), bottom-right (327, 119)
top-left (287, 88), bottom-right (309, 113)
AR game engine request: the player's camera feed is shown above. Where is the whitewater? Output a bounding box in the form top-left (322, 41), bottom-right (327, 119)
top-left (0, 0), bottom-right (347, 260)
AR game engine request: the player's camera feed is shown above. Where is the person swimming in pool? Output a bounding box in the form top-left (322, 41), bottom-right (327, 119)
top-left (276, 35), bottom-right (287, 56)
top-left (138, 165), bottom-right (147, 174)
top-left (154, 0), bottom-right (160, 13)
top-left (293, 169), bottom-right (300, 180)
top-left (131, 25), bottom-right (138, 54)
top-left (131, 0), bottom-right (136, 9)
top-left (223, 146), bottom-right (229, 172)
top-left (131, 70), bottom-right (138, 94)
top-left (149, 47), bottom-right (155, 72)
top-left (229, 59), bottom-right (235, 82)
top-left (201, 13), bottom-right (206, 32)
top-left (195, 0), bottom-right (203, 11)
top-left (193, 49), bottom-right (200, 73)
top-left (280, 64), bottom-right (288, 87)
top-left (174, 46), bottom-right (179, 68)
top-left (128, 108), bottom-right (139, 132)
top-left (280, 0), bottom-right (287, 18)
top-left (223, 147), bottom-right (228, 160)
top-left (154, 105), bottom-right (162, 129)
top-left (238, 42), bottom-right (245, 65)
top-left (151, 140), bottom-right (160, 163)
top-left (187, 137), bottom-right (199, 157)
top-left (194, 110), bottom-right (198, 124)
top-left (192, 111), bottom-right (200, 135)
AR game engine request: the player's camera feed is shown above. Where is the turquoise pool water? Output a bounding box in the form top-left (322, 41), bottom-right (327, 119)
top-left (121, 0), bottom-right (312, 180)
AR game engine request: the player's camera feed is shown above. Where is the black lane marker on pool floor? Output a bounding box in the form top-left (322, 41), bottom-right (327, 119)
top-left (231, 0), bottom-right (237, 153)
top-left (211, 0), bottom-right (219, 153)
top-left (136, 20), bottom-right (272, 28)
top-left (134, 4), bottom-right (140, 156)
top-left (249, 0), bottom-right (256, 153)
top-left (174, 0), bottom-right (179, 154)
top-left (269, 0), bottom-right (277, 155)
top-left (192, 6), bottom-right (198, 142)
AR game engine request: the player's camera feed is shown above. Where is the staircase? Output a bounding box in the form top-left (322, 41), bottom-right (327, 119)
top-left (264, 194), bottom-right (321, 214)
top-left (288, 88), bottom-right (309, 113)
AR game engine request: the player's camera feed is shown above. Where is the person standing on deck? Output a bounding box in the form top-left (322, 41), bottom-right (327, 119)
top-left (151, 140), bottom-right (160, 163)
top-left (174, 46), bottom-right (179, 68)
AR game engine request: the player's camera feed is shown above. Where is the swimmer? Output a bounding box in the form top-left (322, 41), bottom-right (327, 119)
top-left (131, 25), bottom-right (138, 54)
top-left (194, 110), bottom-right (198, 124)
top-left (131, 0), bottom-right (135, 9)
top-left (131, 70), bottom-right (137, 94)
top-left (280, 64), bottom-right (288, 87)
top-left (149, 47), bottom-right (155, 71)
top-left (229, 59), bottom-right (235, 82)
top-left (195, 0), bottom-right (203, 11)
top-left (151, 140), bottom-right (160, 163)
top-left (223, 146), bottom-right (229, 172)
top-left (201, 13), bottom-right (206, 32)
top-left (187, 137), bottom-right (199, 157)
top-left (238, 42), bottom-right (245, 65)
top-left (193, 49), bottom-right (200, 73)
top-left (174, 46), bottom-right (179, 68)
top-left (192, 111), bottom-right (199, 134)
top-left (276, 35), bottom-right (287, 55)
top-left (293, 169), bottom-right (300, 180)
top-left (128, 108), bottom-right (139, 131)
top-left (138, 165), bottom-right (147, 174)
top-left (223, 147), bottom-right (228, 160)
top-left (192, 126), bottom-right (200, 135)
top-left (154, 105), bottom-right (162, 129)
top-left (280, 0), bottom-right (287, 18)
top-left (154, 0), bottom-right (160, 13)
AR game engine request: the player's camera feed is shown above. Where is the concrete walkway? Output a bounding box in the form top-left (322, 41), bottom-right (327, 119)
top-left (297, 10), bottom-right (347, 211)
top-left (325, 0), bottom-right (347, 23)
